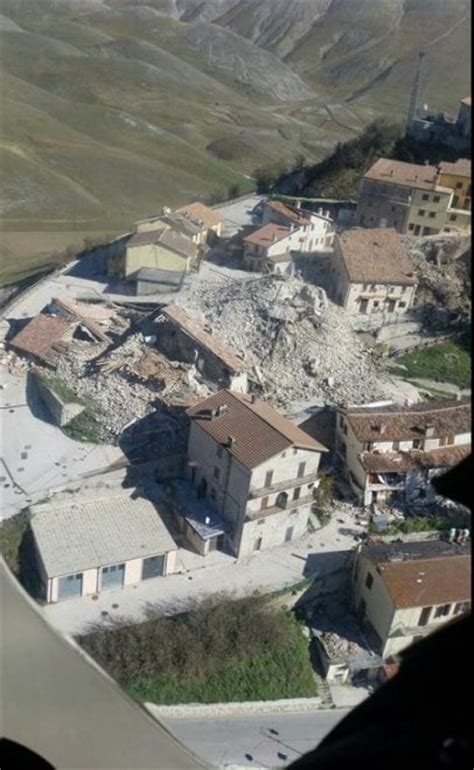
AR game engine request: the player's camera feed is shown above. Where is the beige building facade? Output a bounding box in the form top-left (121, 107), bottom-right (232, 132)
top-left (332, 228), bottom-right (417, 316)
top-left (185, 390), bottom-right (327, 558)
top-left (352, 541), bottom-right (470, 658)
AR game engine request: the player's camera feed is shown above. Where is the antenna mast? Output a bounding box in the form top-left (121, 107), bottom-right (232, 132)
top-left (406, 51), bottom-right (426, 133)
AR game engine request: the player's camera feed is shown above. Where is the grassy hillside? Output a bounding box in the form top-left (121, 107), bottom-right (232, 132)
top-left (0, 0), bottom-right (470, 285)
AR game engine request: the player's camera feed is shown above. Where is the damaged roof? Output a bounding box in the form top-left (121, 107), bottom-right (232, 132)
top-left (264, 199), bottom-right (311, 225)
top-left (359, 443), bottom-right (471, 473)
top-left (160, 305), bottom-right (247, 373)
top-left (343, 399), bottom-right (471, 442)
top-left (336, 228), bottom-right (417, 286)
top-left (361, 540), bottom-right (471, 609)
top-left (9, 314), bottom-right (77, 362)
top-left (187, 389), bottom-right (327, 469)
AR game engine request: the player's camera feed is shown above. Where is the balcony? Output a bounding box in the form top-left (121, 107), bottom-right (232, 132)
top-left (249, 472), bottom-right (319, 499)
top-left (246, 493), bottom-right (314, 521)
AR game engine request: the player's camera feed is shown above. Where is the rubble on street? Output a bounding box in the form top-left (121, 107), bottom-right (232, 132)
top-left (175, 273), bottom-right (392, 409)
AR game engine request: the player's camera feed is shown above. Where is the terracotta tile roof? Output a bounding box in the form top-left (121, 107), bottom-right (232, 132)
top-left (128, 228), bottom-right (198, 259)
top-left (10, 314), bottom-right (76, 362)
top-left (363, 158), bottom-right (439, 191)
top-left (161, 305), bottom-right (247, 373)
top-left (359, 444), bottom-right (471, 473)
top-left (175, 201), bottom-right (223, 229)
top-left (361, 540), bottom-right (471, 609)
top-left (265, 200), bottom-right (310, 225)
top-left (243, 223), bottom-right (291, 250)
top-left (438, 158), bottom-right (471, 178)
top-left (378, 555), bottom-right (470, 609)
top-left (336, 228), bottom-right (417, 285)
top-left (51, 298), bottom-right (110, 342)
top-left (187, 390), bottom-right (327, 469)
top-left (344, 400), bottom-right (471, 442)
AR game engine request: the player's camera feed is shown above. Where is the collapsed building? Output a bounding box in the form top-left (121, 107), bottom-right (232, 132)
top-left (335, 399), bottom-right (471, 509)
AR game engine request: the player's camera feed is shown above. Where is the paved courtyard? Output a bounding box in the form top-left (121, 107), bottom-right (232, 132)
top-left (42, 508), bottom-right (362, 637)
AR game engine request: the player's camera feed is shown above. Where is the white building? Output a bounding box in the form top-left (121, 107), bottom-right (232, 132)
top-left (352, 539), bottom-right (471, 658)
top-left (336, 400), bottom-right (471, 508)
top-left (331, 228), bottom-right (417, 316)
top-left (183, 389), bottom-right (328, 558)
top-left (262, 199), bottom-right (334, 250)
top-left (31, 492), bottom-right (179, 603)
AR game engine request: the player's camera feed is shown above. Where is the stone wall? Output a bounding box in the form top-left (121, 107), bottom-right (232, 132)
top-left (34, 373), bottom-right (85, 427)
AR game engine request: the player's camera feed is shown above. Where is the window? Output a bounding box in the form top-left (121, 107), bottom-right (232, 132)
top-left (210, 487), bottom-right (216, 501)
top-left (456, 182), bottom-right (463, 188)
top-left (373, 301), bottom-right (380, 308)
top-left (418, 606), bottom-right (432, 626)
top-left (293, 448), bottom-right (298, 455)
top-left (452, 195), bottom-right (459, 208)
top-left (449, 214), bottom-right (457, 221)
top-left (414, 225), bottom-right (421, 235)
top-left (365, 572), bottom-right (374, 589)
top-left (434, 604), bottom-right (451, 618)
top-left (467, 185), bottom-right (472, 197)
top-left (413, 439), bottom-right (423, 449)
top-left (454, 601), bottom-right (470, 614)
top-left (261, 496), bottom-right (269, 510)
top-left (446, 434), bottom-right (455, 445)
top-left (213, 466), bottom-right (220, 480)
top-left (388, 286), bottom-right (395, 294)
top-left (418, 209), bottom-right (425, 216)
top-left (293, 487), bottom-right (301, 501)
top-left (253, 537), bottom-right (263, 551)
top-left (398, 301), bottom-right (406, 308)
top-left (408, 223), bottom-right (415, 231)
top-left (433, 195), bottom-right (440, 203)
top-left (340, 442), bottom-right (347, 457)
top-left (363, 442), bottom-right (373, 451)
top-left (297, 462), bottom-right (306, 478)
top-left (429, 212), bottom-right (436, 218)
top-left (284, 526), bottom-right (294, 543)
top-left (216, 445), bottom-right (223, 458)
top-left (265, 470), bottom-right (274, 487)
top-left (422, 194), bottom-right (429, 201)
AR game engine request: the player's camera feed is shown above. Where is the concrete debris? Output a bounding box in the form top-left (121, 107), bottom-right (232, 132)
top-left (175, 274), bottom-right (391, 409)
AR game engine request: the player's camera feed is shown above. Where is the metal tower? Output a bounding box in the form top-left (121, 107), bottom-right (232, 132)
top-left (406, 51), bottom-right (426, 133)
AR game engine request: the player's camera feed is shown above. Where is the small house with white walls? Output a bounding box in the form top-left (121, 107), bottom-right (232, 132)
top-left (183, 389), bottom-right (328, 558)
top-left (30, 492), bottom-right (179, 603)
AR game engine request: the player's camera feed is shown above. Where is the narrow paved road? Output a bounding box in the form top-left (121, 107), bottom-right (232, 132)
top-left (150, 708), bottom-right (350, 768)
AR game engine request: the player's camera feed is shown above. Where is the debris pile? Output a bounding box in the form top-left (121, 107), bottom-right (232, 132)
top-left (179, 273), bottom-right (390, 408)
top-left (405, 233), bottom-right (471, 320)
top-left (318, 630), bottom-right (360, 659)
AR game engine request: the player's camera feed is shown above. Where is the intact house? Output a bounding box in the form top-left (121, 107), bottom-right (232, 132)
top-left (154, 304), bottom-right (248, 393)
top-left (177, 389), bottom-right (328, 558)
top-left (336, 400), bottom-right (471, 508)
top-left (30, 491), bottom-right (179, 603)
top-left (135, 202), bottom-right (223, 246)
top-left (354, 157), bottom-right (471, 236)
top-left (262, 199), bottom-right (334, 249)
top-left (352, 539), bottom-right (471, 658)
top-left (331, 228), bottom-right (417, 316)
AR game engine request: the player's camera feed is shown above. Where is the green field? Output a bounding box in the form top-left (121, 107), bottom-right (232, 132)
top-left (78, 596), bottom-right (317, 704)
top-left (389, 338), bottom-right (471, 389)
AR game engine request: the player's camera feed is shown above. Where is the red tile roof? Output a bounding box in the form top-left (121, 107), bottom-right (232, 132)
top-left (243, 223), bottom-right (291, 250)
top-left (10, 314), bottom-right (76, 362)
top-left (378, 554), bottom-right (470, 609)
top-left (265, 199), bottom-right (310, 225)
top-left (438, 159), bottom-right (471, 178)
top-left (187, 390), bottom-right (327, 469)
top-left (359, 444), bottom-right (471, 473)
top-left (363, 158), bottom-right (440, 191)
top-left (344, 400), bottom-right (471, 442)
top-left (175, 201), bottom-right (223, 229)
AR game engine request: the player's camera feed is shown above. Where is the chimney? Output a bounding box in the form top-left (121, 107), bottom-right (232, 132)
top-left (296, 200), bottom-right (302, 209)
top-left (217, 404), bottom-right (227, 416)
top-left (318, 207), bottom-right (323, 215)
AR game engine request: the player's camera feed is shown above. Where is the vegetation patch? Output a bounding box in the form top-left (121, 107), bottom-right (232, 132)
top-left (0, 510), bottom-right (30, 576)
top-left (371, 509), bottom-right (471, 536)
top-left (77, 596), bottom-right (317, 704)
top-left (388, 337), bottom-right (471, 389)
top-left (63, 409), bottom-right (103, 444)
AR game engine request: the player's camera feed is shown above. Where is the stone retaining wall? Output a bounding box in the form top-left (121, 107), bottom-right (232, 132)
top-left (34, 373), bottom-right (85, 427)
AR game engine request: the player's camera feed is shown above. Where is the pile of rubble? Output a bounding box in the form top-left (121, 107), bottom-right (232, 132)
top-left (405, 233), bottom-right (471, 321)
top-left (179, 273), bottom-right (391, 408)
top-left (54, 333), bottom-right (209, 445)
top-left (319, 630), bottom-right (360, 660)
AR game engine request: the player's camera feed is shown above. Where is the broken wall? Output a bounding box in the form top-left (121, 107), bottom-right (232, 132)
top-left (33, 372), bottom-right (85, 427)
